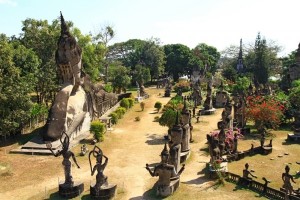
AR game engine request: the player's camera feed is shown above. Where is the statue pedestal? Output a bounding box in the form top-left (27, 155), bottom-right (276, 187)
top-left (90, 183), bottom-right (117, 200)
top-left (200, 108), bottom-right (216, 115)
top-left (287, 133), bottom-right (300, 142)
top-left (156, 178), bottom-right (180, 197)
top-left (180, 150), bottom-right (190, 163)
top-left (59, 182), bottom-right (84, 199)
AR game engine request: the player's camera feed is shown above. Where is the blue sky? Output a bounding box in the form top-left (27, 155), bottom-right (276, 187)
top-left (1, 0), bottom-right (299, 56)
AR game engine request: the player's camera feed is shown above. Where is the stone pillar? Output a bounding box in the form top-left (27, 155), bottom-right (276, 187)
top-left (168, 112), bottom-right (183, 172)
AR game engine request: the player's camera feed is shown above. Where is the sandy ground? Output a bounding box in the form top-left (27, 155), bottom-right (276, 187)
top-left (0, 87), bottom-right (256, 200)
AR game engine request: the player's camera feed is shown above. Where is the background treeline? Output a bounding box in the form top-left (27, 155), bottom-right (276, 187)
top-left (0, 16), bottom-right (297, 140)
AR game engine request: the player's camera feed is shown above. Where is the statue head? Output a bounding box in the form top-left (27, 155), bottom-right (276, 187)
top-left (245, 163), bottom-right (249, 169)
top-left (285, 165), bottom-right (290, 173)
top-left (160, 142), bottom-right (169, 163)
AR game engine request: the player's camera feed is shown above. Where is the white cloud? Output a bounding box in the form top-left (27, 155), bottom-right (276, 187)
top-left (0, 0), bottom-right (17, 6)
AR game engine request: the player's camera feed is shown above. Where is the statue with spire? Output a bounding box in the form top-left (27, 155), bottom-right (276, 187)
top-left (145, 142), bottom-right (185, 197)
top-left (237, 39), bottom-right (244, 73)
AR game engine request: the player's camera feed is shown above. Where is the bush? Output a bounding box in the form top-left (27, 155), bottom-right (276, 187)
top-left (140, 102), bottom-right (145, 111)
top-left (120, 98), bottom-right (130, 110)
top-left (115, 107), bottom-right (126, 118)
top-left (174, 80), bottom-right (190, 93)
top-left (90, 120), bottom-right (106, 142)
top-left (109, 112), bottom-right (119, 124)
top-left (127, 98), bottom-right (134, 108)
top-left (154, 101), bottom-right (162, 112)
top-left (104, 83), bottom-right (113, 93)
top-left (246, 95), bottom-right (285, 131)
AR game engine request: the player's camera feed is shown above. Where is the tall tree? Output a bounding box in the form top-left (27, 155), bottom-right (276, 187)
top-left (164, 44), bottom-right (192, 82)
top-left (0, 35), bottom-right (32, 139)
top-left (192, 43), bottom-right (221, 75)
top-left (20, 18), bottom-right (61, 104)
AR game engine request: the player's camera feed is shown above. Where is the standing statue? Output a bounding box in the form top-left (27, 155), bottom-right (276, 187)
top-left (145, 143), bottom-right (185, 197)
top-left (47, 131), bottom-right (80, 186)
top-left (89, 146), bottom-right (108, 189)
top-left (46, 131), bottom-right (83, 198)
top-left (282, 165), bottom-right (296, 195)
top-left (89, 145), bottom-right (117, 199)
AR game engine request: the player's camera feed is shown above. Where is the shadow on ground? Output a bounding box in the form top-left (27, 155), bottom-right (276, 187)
top-left (145, 134), bottom-right (166, 145)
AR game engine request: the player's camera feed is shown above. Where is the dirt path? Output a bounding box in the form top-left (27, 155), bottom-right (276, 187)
top-left (0, 87), bottom-right (224, 200)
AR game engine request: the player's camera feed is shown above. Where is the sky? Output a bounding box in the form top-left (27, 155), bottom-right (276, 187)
top-left (1, 0), bottom-right (299, 57)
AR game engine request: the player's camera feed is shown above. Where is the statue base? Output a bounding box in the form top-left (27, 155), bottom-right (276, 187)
top-left (207, 162), bottom-right (228, 179)
top-left (59, 182), bottom-right (84, 199)
top-left (200, 108), bottom-right (216, 115)
top-left (90, 183), bottom-right (117, 200)
top-left (287, 133), bottom-right (300, 142)
top-left (156, 178), bottom-right (180, 197)
top-left (180, 150), bottom-right (190, 163)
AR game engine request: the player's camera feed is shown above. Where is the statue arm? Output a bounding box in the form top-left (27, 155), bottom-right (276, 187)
top-left (177, 164), bottom-right (185, 176)
top-left (291, 175), bottom-right (296, 183)
top-left (145, 164), bottom-right (155, 177)
top-left (91, 165), bottom-right (97, 176)
top-left (46, 142), bottom-right (60, 157)
top-left (71, 152), bottom-right (80, 168)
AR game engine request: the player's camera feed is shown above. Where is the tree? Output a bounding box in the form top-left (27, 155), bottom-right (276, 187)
top-left (192, 43), bottom-right (221, 75)
top-left (110, 65), bottom-right (131, 93)
top-left (0, 35), bottom-right (32, 139)
top-left (20, 18), bottom-right (61, 104)
top-left (164, 44), bottom-right (192, 81)
top-left (137, 38), bottom-right (165, 81)
top-left (245, 33), bottom-right (281, 87)
top-left (93, 25), bottom-right (115, 83)
top-left (222, 66), bottom-right (238, 82)
top-left (132, 65), bottom-right (151, 87)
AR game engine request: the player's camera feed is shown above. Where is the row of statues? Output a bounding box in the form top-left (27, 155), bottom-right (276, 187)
top-left (47, 131), bottom-right (116, 199)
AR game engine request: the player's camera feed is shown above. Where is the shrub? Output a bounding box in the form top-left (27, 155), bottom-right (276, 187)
top-left (154, 101), bottom-right (162, 112)
top-left (246, 95), bottom-right (285, 132)
top-left (127, 98), bottom-right (134, 108)
top-left (120, 98), bottom-right (130, 110)
top-left (140, 102), bottom-right (145, 111)
top-left (159, 108), bottom-right (180, 129)
top-left (90, 120), bottom-right (106, 142)
top-left (174, 80), bottom-right (190, 93)
top-left (135, 116), bottom-right (141, 121)
top-left (104, 83), bottom-right (113, 93)
top-left (115, 107), bottom-right (126, 118)
top-left (109, 112), bottom-right (119, 124)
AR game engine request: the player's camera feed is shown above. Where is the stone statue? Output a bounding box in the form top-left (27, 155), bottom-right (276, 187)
top-left (168, 112), bottom-right (182, 172)
top-left (56, 11), bottom-right (83, 95)
top-left (46, 131), bottom-right (80, 187)
top-left (242, 163), bottom-right (257, 180)
top-left (146, 143), bottom-right (185, 197)
top-left (89, 145), bottom-right (117, 199)
top-left (89, 146), bottom-right (108, 190)
top-left (282, 165), bottom-right (296, 195)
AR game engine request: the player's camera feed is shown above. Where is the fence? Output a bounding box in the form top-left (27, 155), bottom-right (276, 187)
top-left (225, 172), bottom-right (300, 200)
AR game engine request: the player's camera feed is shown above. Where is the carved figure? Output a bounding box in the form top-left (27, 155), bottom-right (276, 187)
top-left (145, 143), bottom-right (185, 196)
top-left (282, 165), bottom-right (296, 195)
top-left (89, 146), bottom-right (108, 190)
top-left (242, 163), bottom-right (257, 180)
top-left (46, 131), bottom-right (80, 186)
